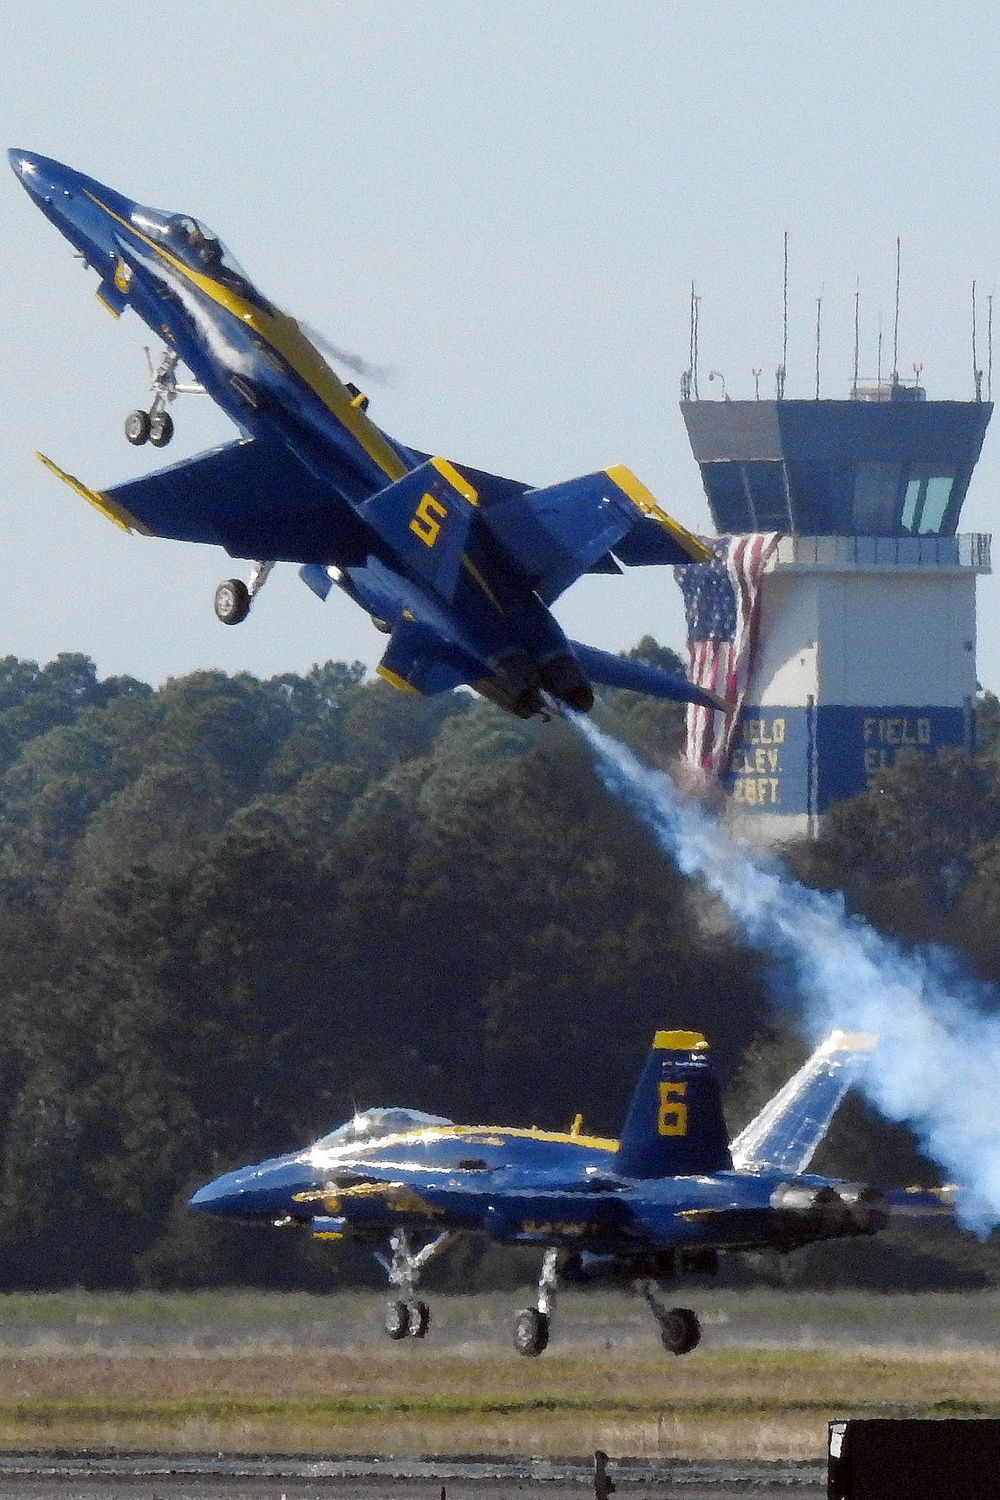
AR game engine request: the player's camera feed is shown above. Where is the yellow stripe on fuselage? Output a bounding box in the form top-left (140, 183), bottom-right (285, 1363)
top-left (312, 1123), bottom-right (619, 1160)
top-left (85, 192), bottom-right (408, 486)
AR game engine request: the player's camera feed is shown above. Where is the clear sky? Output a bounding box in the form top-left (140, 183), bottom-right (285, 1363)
top-left (3, 2), bottom-right (1000, 688)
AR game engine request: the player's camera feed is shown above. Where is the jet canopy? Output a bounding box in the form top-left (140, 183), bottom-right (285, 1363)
top-left (131, 208), bottom-right (250, 286)
top-left (314, 1107), bottom-right (454, 1149)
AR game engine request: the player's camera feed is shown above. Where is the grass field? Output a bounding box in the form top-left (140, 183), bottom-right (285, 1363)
top-left (0, 1288), bottom-right (996, 1459)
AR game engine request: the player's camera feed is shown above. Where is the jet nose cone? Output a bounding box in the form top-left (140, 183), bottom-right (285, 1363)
top-left (188, 1154), bottom-right (318, 1219)
top-left (8, 150), bottom-right (71, 201)
top-left (188, 1171), bottom-right (241, 1214)
top-left (9, 149), bottom-right (38, 180)
top-left (188, 1180), bottom-right (222, 1211)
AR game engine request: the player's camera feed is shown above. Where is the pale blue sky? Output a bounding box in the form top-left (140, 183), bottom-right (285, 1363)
top-left (4, 3), bottom-right (1000, 687)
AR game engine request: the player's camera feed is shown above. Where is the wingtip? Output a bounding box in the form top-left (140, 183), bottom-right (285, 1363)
top-left (35, 452), bottom-right (143, 534)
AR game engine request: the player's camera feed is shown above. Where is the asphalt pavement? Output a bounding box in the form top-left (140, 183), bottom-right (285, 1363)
top-left (0, 1454), bottom-right (828, 1499)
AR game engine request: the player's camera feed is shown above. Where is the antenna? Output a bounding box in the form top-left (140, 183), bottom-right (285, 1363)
top-left (815, 293), bottom-right (823, 399)
top-left (692, 287), bottom-right (701, 400)
top-left (682, 282), bottom-right (695, 400)
top-left (853, 280), bottom-right (860, 397)
top-left (777, 230), bottom-right (788, 399)
top-left (973, 280), bottom-right (982, 400)
top-left (989, 292), bottom-right (994, 403)
top-left (752, 366), bottom-right (762, 400)
top-left (892, 236), bottom-right (901, 386)
top-left (877, 312), bottom-right (883, 388)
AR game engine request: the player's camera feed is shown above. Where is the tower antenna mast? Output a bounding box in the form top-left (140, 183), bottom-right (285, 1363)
top-left (892, 236), bottom-right (901, 387)
top-left (853, 280), bottom-right (860, 398)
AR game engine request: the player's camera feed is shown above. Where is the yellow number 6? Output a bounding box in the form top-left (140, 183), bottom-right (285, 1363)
top-left (658, 1080), bottom-right (687, 1136)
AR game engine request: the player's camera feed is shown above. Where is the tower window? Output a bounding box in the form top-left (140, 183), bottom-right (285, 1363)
top-left (901, 471), bottom-right (955, 535)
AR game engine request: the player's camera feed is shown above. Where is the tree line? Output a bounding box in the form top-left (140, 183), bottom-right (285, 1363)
top-left (0, 646), bottom-right (997, 1290)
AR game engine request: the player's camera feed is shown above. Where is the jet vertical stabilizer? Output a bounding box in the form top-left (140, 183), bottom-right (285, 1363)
top-left (615, 1030), bottom-right (733, 1179)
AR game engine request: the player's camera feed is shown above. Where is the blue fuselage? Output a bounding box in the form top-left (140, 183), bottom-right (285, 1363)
top-left (189, 1123), bottom-right (875, 1257)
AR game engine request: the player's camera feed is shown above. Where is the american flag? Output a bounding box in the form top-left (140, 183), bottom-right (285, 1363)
top-left (674, 533), bottom-right (781, 775)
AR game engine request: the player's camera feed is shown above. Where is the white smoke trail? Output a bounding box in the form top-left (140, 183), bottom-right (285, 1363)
top-left (573, 715), bottom-right (1000, 1232)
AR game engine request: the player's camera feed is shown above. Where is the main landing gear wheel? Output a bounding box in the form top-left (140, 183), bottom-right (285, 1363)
top-left (513, 1307), bottom-right (550, 1357)
top-left (124, 409), bottom-right (151, 446)
top-left (214, 578), bottom-right (251, 625)
top-left (384, 1300), bottom-right (411, 1340)
top-left (149, 411), bottom-right (175, 447)
top-left (659, 1307), bottom-right (701, 1356)
top-left (408, 1300), bottom-right (430, 1338)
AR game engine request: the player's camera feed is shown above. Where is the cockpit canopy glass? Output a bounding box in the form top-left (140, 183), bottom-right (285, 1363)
top-left (314, 1107), bottom-right (454, 1150)
top-left (131, 208), bottom-right (250, 288)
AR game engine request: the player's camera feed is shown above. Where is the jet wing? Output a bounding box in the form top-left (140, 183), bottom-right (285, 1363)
top-left (37, 438), bottom-right (362, 564)
top-left (729, 1030), bottom-right (877, 1175)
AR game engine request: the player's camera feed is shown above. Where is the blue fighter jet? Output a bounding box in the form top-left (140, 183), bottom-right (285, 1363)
top-left (10, 150), bottom-right (724, 721)
top-left (189, 1028), bottom-right (953, 1356)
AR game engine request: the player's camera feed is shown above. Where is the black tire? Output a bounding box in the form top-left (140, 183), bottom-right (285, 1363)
top-left (214, 578), bottom-right (251, 626)
top-left (513, 1307), bottom-right (550, 1357)
top-left (384, 1300), bottom-right (411, 1340)
top-left (149, 411), bottom-right (175, 448)
top-left (659, 1307), bottom-right (700, 1356)
top-left (408, 1301), bottom-right (430, 1338)
top-left (124, 409), bottom-right (151, 446)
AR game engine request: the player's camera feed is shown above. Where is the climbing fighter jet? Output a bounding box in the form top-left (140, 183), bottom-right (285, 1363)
top-left (10, 150), bottom-right (723, 720)
top-left (189, 1028), bottom-right (955, 1356)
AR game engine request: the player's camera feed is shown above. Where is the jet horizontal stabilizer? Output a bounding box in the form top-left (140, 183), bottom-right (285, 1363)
top-left (570, 641), bottom-right (734, 714)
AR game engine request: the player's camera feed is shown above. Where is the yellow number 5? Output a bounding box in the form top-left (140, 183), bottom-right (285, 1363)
top-left (658, 1080), bottom-right (687, 1136)
top-left (409, 493), bottom-right (448, 547)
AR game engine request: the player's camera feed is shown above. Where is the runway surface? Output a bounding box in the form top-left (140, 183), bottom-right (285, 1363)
top-left (0, 1454), bottom-right (827, 1499)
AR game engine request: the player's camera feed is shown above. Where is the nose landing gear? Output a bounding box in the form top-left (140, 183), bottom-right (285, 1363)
top-left (373, 1228), bottom-right (458, 1344)
top-left (384, 1296), bottom-right (432, 1340)
top-left (125, 347), bottom-right (205, 448)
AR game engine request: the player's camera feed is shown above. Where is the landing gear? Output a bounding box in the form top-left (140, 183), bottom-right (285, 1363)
top-left (514, 1307), bottom-right (550, 1357)
top-left (213, 561), bottom-right (274, 626)
top-left (514, 1246), bottom-right (560, 1357)
top-left (149, 411), bottom-right (174, 448)
top-left (409, 1300), bottom-right (431, 1339)
top-left (383, 1297), bottom-right (430, 1340)
top-left (373, 1229), bottom-right (457, 1345)
top-left (125, 409), bottom-right (151, 446)
top-left (657, 1306), bottom-right (701, 1356)
top-left (637, 1279), bottom-right (701, 1356)
top-left (124, 347), bottom-right (206, 447)
top-left (214, 579), bottom-right (251, 625)
top-left (384, 1300), bottom-right (411, 1340)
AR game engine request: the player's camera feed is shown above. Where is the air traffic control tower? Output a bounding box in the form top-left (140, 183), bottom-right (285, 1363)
top-left (681, 387), bottom-right (993, 840)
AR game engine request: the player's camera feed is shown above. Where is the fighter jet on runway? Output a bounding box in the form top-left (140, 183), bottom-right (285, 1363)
top-left (10, 150), bottom-right (723, 721)
top-left (189, 1028), bottom-right (953, 1356)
